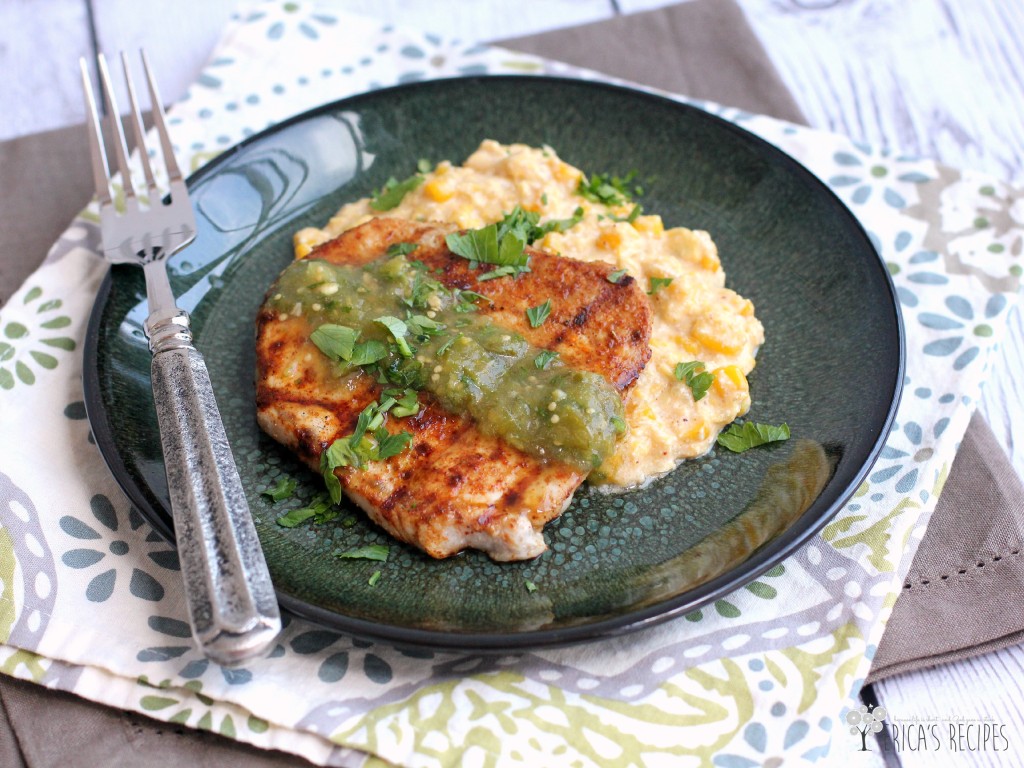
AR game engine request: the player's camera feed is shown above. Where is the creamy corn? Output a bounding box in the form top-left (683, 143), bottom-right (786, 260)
top-left (294, 140), bottom-right (764, 488)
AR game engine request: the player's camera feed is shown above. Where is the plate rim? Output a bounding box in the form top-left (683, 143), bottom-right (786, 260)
top-left (83, 74), bottom-right (906, 651)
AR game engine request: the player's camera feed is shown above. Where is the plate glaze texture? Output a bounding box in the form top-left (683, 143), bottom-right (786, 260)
top-left (84, 76), bottom-right (904, 650)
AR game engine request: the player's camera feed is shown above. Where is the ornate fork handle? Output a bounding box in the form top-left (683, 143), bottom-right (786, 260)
top-left (146, 299), bottom-right (280, 665)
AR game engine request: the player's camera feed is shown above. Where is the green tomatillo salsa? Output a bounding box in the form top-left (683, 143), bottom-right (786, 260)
top-left (264, 253), bottom-right (625, 471)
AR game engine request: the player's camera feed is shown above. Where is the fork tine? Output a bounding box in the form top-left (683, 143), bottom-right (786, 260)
top-left (96, 52), bottom-right (137, 203)
top-left (140, 49), bottom-right (184, 185)
top-left (120, 51), bottom-right (159, 197)
top-left (80, 58), bottom-right (114, 207)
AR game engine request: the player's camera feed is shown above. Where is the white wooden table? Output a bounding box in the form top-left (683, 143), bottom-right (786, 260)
top-left (3, 2), bottom-right (1022, 765)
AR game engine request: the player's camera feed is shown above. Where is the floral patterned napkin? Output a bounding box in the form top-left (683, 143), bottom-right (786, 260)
top-left (1, 1), bottom-right (1022, 765)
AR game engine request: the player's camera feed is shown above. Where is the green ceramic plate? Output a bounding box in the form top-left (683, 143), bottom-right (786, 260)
top-left (84, 76), bottom-right (903, 651)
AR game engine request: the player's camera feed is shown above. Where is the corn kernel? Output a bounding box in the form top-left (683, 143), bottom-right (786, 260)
top-left (680, 338), bottom-right (701, 356)
top-left (693, 316), bottom-right (743, 355)
top-left (700, 252), bottom-right (721, 272)
top-left (553, 161), bottom-right (579, 184)
top-left (632, 215), bottom-right (664, 236)
top-left (423, 179), bottom-right (453, 202)
top-left (681, 420), bottom-right (709, 443)
top-left (596, 229), bottom-right (622, 252)
top-left (294, 241), bottom-right (313, 259)
top-left (739, 299), bottom-right (755, 317)
top-left (713, 365), bottom-right (747, 396)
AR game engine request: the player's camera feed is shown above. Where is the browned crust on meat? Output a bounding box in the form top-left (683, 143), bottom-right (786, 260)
top-left (256, 217), bottom-right (652, 560)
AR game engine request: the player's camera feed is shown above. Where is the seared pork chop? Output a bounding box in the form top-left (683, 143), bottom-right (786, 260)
top-left (256, 217), bottom-right (652, 560)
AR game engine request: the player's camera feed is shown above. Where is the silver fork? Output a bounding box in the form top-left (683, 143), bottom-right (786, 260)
top-left (81, 51), bottom-right (280, 665)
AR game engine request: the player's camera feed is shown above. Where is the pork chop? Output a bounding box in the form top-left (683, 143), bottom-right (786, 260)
top-left (256, 217), bottom-right (652, 560)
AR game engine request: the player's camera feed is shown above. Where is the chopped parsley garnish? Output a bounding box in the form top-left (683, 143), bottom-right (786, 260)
top-left (526, 299), bottom-right (552, 328)
top-left (348, 340), bottom-right (388, 366)
top-left (320, 398), bottom-right (414, 502)
top-left (647, 277), bottom-right (674, 295)
top-left (536, 206), bottom-right (585, 236)
top-left (310, 324), bottom-right (358, 360)
top-left (455, 289), bottom-right (492, 313)
top-left (577, 170), bottom-right (641, 206)
top-left (717, 422), bottom-right (791, 453)
top-left (674, 361), bottom-right (714, 402)
top-left (368, 570), bottom-right (382, 586)
top-left (370, 173), bottom-right (424, 211)
top-left (375, 316), bottom-right (413, 357)
top-left (606, 268), bottom-right (627, 284)
top-left (478, 264), bottom-right (531, 281)
top-left (524, 579), bottom-right (538, 593)
top-left (311, 324), bottom-right (387, 366)
top-left (260, 477), bottom-right (297, 503)
top-left (534, 350), bottom-right (559, 370)
top-left (337, 544), bottom-right (390, 562)
top-left (375, 431), bottom-right (414, 459)
top-left (608, 203), bottom-right (643, 223)
top-left (386, 387), bottom-right (421, 418)
top-left (436, 333), bottom-right (462, 356)
top-left (275, 492), bottom-right (339, 528)
top-left (386, 241), bottom-right (419, 257)
top-left (406, 314), bottom-right (445, 339)
top-left (610, 416), bottom-right (627, 434)
top-left (445, 206), bottom-right (584, 280)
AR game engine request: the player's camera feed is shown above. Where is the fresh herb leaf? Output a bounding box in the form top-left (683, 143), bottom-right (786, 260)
top-left (717, 422), bottom-right (791, 453)
top-left (478, 264), bottom-right (530, 281)
top-left (348, 340), bottom-right (388, 366)
top-left (386, 241), bottom-right (419, 257)
top-left (319, 448), bottom-right (346, 503)
top-left (261, 477), bottom-right (297, 502)
top-left (320, 398), bottom-right (415, 498)
top-left (526, 299), bottom-right (552, 328)
top-left (375, 316), bottom-right (413, 357)
top-left (437, 333), bottom-right (462, 356)
top-left (275, 506), bottom-right (318, 528)
top-left (534, 350), bottom-right (559, 370)
top-left (446, 208), bottom-right (538, 269)
top-left (524, 579), bottom-right (538, 593)
top-left (370, 174), bottom-right (423, 211)
top-left (407, 314), bottom-right (445, 338)
top-left (607, 268), bottom-right (627, 284)
top-left (674, 361), bottom-right (714, 402)
top-left (537, 206), bottom-right (585, 236)
top-left (577, 171), bottom-right (640, 206)
top-left (389, 388), bottom-right (421, 418)
top-left (611, 416), bottom-right (628, 434)
top-left (455, 289), bottom-right (492, 313)
top-left (496, 206), bottom-right (540, 244)
top-left (647, 276), bottom-right (674, 295)
top-left (375, 430), bottom-right (414, 459)
top-left (609, 203), bottom-right (643, 223)
top-left (368, 569), bottom-right (382, 586)
top-left (310, 324), bottom-right (359, 361)
top-left (446, 225), bottom-right (500, 264)
top-left (338, 544), bottom-right (390, 562)
top-left (275, 492), bottom-right (337, 528)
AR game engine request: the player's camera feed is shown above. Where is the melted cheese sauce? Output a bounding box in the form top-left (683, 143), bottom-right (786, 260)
top-left (294, 140), bottom-right (764, 487)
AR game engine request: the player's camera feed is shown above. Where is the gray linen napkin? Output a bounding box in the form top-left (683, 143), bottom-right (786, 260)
top-left (1, 0), bottom-right (1020, 764)
top-left (866, 410), bottom-right (1024, 682)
